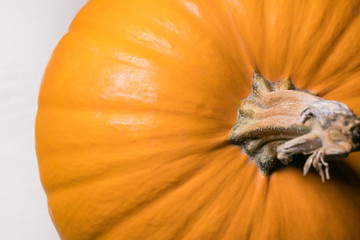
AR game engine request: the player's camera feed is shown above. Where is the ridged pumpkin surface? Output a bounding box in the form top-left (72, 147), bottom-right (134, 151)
top-left (36, 0), bottom-right (360, 239)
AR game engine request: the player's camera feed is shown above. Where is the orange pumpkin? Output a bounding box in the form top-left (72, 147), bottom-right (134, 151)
top-left (36, 0), bottom-right (360, 239)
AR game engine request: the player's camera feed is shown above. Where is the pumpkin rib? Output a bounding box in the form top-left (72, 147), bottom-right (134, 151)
top-left (51, 147), bottom-right (242, 240)
top-left (310, 12), bottom-right (359, 82)
top-left (225, 1), bottom-right (266, 75)
top-left (289, 1), bottom-right (347, 83)
top-left (44, 140), bottom-right (230, 194)
top-left (175, 0), bottom-right (253, 78)
top-left (220, 5), bottom-right (254, 82)
top-left (69, 0), bottom-right (250, 80)
top-left (37, 97), bottom-right (235, 192)
top-left (46, 47), bottom-right (245, 116)
top-left (221, 175), bottom-right (270, 240)
top-left (178, 155), bottom-right (257, 240)
top-left (168, 0), bottom-right (255, 82)
top-left (314, 73), bottom-right (360, 97)
top-left (38, 103), bottom-right (237, 124)
top-left (37, 103), bottom-right (238, 127)
top-left (304, 3), bottom-right (360, 88)
top-left (170, 157), bottom-right (248, 240)
top-left (247, 179), bottom-right (271, 240)
top-left (300, 63), bottom-right (360, 97)
top-left (323, 72), bottom-right (360, 100)
top-left (140, 157), bottom-right (243, 240)
top-left (48, 152), bottom-right (216, 240)
top-left (322, 57), bottom-right (360, 89)
top-left (236, 167), bottom-right (360, 239)
top-left (93, 149), bottom-right (249, 240)
top-left (263, 0), bottom-right (298, 79)
top-left (92, 161), bottom-right (214, 239)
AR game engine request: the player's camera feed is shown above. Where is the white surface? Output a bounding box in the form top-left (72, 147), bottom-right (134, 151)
top-left (0, 1), bottom-right (88, 239)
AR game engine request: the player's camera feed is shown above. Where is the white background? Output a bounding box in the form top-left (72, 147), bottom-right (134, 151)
top-left (0, 1), bottom-right (88, 239)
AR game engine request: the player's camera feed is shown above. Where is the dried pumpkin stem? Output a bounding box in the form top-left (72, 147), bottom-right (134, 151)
top-left (228, 72), bottom-right (360, 182)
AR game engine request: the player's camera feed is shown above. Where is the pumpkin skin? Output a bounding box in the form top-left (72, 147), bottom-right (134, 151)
top-left (35, 0), bottom-right (360, 239)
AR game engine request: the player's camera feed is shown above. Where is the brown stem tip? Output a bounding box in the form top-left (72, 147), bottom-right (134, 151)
top-left (228, 72), bottom-right (360, 182)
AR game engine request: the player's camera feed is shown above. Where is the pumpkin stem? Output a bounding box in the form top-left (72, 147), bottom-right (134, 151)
top-left (229, 71), bottom-right (360, 182)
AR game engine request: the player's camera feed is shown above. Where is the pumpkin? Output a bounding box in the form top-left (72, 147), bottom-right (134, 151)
top-left (35, 0), bottom-right (360, 239)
